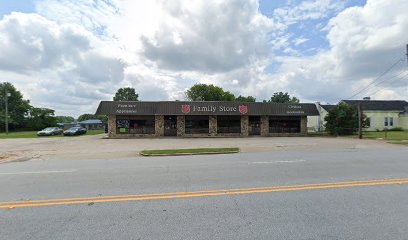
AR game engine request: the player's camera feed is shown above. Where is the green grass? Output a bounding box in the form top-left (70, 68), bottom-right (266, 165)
top-left (361, 131), bottom-right (408, 141)
top-left (140, 147), bottom-right (240, 156)
top-left (0, 129), bottom-right (105, 139)
top-left (387, 141), bottom-right (408, 145)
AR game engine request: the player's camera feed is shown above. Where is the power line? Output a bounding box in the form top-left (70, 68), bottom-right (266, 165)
top-left (348, 57), bottom-right (405, 99)
top-left (363, 69), bottom-right (407, 97)
top-left (366, 72), bottom-right (408, 97)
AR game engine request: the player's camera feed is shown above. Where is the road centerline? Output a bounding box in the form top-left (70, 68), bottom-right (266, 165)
top-left (1, 178), bottom-right (407, 209)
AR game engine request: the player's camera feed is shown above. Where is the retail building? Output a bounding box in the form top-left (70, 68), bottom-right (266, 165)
top-left (95, 101), bottom-right (319, 138)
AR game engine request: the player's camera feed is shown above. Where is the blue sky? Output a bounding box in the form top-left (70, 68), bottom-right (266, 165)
top-left (0, 0), bottom-right (406, 116)
top-left (0, 0), bottom-right (36, 16)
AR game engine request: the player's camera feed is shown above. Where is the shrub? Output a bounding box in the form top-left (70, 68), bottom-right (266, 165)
top-left (387, 127), bottom-right (404, 131)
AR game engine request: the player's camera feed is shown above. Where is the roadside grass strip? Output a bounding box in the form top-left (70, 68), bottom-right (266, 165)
top-left (387, 140), bottom-right (408, 145)
top-left (140, 147), bottom-right (240, 156)
top-left (1, 178), bottom-right (408, 209)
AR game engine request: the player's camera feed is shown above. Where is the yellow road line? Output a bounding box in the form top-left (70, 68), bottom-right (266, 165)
top-left (1, 178), bottom-right (407, 209)
top-left (1, 178), bottom-right (406, 205)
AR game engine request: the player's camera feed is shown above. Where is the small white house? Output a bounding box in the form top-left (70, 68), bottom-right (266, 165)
top-left (341, 100), bottom-right (408, 131)
top-left (308, 100), bottom-right (408, 132)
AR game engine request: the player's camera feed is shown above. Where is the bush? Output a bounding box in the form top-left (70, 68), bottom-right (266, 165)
top-left (324, 103), bottom-right (364, 135)
top-left (387, 127), bottom-right (404, 131)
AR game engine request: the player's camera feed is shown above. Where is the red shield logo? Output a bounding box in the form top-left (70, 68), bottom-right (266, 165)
top-left (239, 105), bottom-right (248, 114)
top-left (181, 104), bottom-right (191, 114)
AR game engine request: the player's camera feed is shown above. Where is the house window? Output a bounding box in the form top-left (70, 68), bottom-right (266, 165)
top-left (384, 117), bottom-right (388, 126)
top-left (389, 117), bottom-right (393, 127)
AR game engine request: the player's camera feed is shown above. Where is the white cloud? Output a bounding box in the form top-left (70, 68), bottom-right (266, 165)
top-left (0, 12), bottom-right (125, 116)
top-left (268, 0), bottom-right (408, 102)
top-left (0, 0), bottom-right (407, 117)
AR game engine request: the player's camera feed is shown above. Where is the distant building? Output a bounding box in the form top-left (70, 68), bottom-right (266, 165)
top-left (307, 104), bottom-right (335, 132)
top-left (78, 119), bottom-right (104, 130)
top-left (341, 100), bottom-right (408, 131)
top-left (57, 122), bottom-right (80, 131)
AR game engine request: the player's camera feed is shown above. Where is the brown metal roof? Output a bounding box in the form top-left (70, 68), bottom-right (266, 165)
top-left (95, 101), bottom-right (319, 116)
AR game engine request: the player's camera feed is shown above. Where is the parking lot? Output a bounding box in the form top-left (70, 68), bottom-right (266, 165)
top-left (0, 134), bottom-right (402, 163)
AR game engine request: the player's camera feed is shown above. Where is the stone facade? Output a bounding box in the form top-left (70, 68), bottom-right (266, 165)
top-left (108, 115), bottom-right (117, 138)
top-left (260, 116), bottom-right (269, 136)
top-left (108, 114), bottom-right (309, 138)
top-left (241, 115), bottom-right (249, 137)
top-left (155, 115), bottom-right (164, 137)
top-left (209, 116), bottom-right (217, 136)
top-left (177, 115), bottom-right (185, 136)
top-left (300, 116), bottom-right (307, 134)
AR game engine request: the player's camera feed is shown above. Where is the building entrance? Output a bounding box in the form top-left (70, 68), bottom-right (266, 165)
top-left (164, 115), bottom-right (177, 136)
top-left (249, 116), bottom-right (261, 135)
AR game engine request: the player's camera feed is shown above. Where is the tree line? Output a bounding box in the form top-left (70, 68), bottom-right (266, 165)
top-left (114, 84), bottom-right (300, 103)
top-left (0, 82), bottom-right (106, 131)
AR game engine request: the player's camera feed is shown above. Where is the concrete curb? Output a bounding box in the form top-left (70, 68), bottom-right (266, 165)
top-left (140, 151), bottom-right (239, 157)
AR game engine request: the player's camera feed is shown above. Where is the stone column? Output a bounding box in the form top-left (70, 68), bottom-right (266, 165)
top-left (177, 115), bottom-right (185, 136)
top-left (108, 115), bottom-right (117, 138)
top-left (155, 115), bottom-right (164, 137)
top-left (209, 115), bottom-right (217, 136)
top-left (241, 115), bottom-right (249, 137)
top-left (300, 116), bottom-right (307, 134)
top-left (260, 115), bottom-right (269, 137)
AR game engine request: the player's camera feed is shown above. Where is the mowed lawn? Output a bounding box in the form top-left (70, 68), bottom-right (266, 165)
top-left (362, 131), bottom-right (408, 141)
top-left (0, 130), bottom-right (105, 139)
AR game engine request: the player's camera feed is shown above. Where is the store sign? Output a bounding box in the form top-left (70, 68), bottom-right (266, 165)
top-left (116, 103), bottom-right (138, 114)
top-left (181, 104), bottom-right (248, 114)
top-left (286, 105), bottom-right (304, 114)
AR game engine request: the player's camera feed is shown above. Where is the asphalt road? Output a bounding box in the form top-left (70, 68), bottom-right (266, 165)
top-left (1, 146), bottom-right (408, 239)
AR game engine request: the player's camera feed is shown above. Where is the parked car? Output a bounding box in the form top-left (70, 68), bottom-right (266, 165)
top-left (63, 127), bottom-right (87, 136)
top-left (37, 127), bottom-right (63, 136)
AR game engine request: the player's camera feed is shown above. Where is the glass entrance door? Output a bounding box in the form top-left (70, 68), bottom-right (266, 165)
top-left (164, 116), bottom-right (177, 136)
top-left (249, 116), bottom-right (261, 135)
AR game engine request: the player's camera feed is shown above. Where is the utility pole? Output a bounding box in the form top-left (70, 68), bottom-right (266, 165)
top-left (358, 102), bottom-right (362, 139)
top-left (4, 87), bottom-right (10, 135)
top-left (406, 44), bottom-right (408, 67)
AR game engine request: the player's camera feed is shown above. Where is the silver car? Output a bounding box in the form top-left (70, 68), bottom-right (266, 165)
top-left (37, 127), bottom-right (63, 136)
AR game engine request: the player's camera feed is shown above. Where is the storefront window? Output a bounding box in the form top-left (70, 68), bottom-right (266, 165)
top-left (116, 116), bottom-right (155, 134)
top-left (185, 116), bottom-right (209, 134)
top-left (217, 116), bottom-right (241, 133)
top-left (269, 116), bottom-right (300, 133)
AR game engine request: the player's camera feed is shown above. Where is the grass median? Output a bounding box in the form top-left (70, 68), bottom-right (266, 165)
top-left (140, 147), bottom-right (240, 156)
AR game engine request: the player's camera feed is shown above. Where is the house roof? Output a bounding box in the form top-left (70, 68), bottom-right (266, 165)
top-left (341, 100), bottom-right (408, 111)
top-left (79, 119), bottom-right (103, 124)
top-left (321, 105), bottom-right (336, 112)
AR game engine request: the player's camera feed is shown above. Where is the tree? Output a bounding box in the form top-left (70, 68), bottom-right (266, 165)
top-left (265, 92), bottom-right (299, 103)
top-left (235, 95), bottom-right (256, 102)
top-left (26, 107), bottom-right (57, 130)
top-left (0, 82), bottom-right (31, 131)
top-left (185, 84), bottom-right (236, 101)
top-left (55, 116), bottom-right (75, 123)
top-left (113, 87), bottom-right (139, 101)
top-left (324, 103), bottom-right (366, 135)
top-left (77, 114), bottom-right (107, 122)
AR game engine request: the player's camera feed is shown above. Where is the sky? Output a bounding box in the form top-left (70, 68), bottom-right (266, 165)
top-left (0, 0), bottom-right (407, 117)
